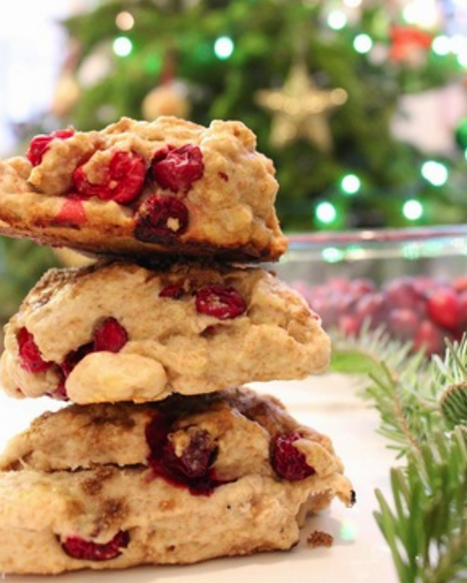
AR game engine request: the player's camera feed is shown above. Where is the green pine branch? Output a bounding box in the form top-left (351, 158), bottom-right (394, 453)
top-left (333, 331), bottom-right (467, 583)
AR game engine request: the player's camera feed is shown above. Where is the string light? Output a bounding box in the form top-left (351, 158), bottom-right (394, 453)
top-left (353, 34), bottom-right (373, 54)
top-left (113, 36), bottom-right (133, 57)
top-left (403, 199), bottom-right (423, 220)
top-left (343, 0), bottom-right (362, 6)
top-left (340, 173), bottom-right (361, 195)
top-left (402, 0), bottom-right (439, 28)
top-left (458, 52), bottom-right (467, 68)
top-left (327, 10), bottom-right (347, 31)
top-left (315, 201), bottom-right (337, 224)
top-left (421, 160), bottom-right (449, 186)
top-left (214, 36), bottom-right (234, 60)
top-left (322, 247), bottom-right (344, 263)
top-left (115, 11), bottom-right (134, 31)
top-left (432, 35), bottom-right (451, 56)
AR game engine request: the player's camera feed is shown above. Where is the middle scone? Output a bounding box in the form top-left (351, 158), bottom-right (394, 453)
top-left (0, 259), bottom-right (330, 404)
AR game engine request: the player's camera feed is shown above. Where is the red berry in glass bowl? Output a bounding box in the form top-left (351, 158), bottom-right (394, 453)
top-left (413, 320), bottom-right (446, 356)
top-left (195, 285), bottom-right (247, 320)
top-left (17, 327), bottom-right (53, 374)
top-left (355, 292), bottom-right (388, 330)
top-left (73, 150), bottom-right (146, 205)
top-left (26, 129), bottom-right (75, 166)
top-left (382, 277), bottom-right (425, 313)
top-left (134, 195), bottom-right (189, 243)
top-left (151, 144), bottom-right (204, 193)
top-left (425, 287), bottom-right (463, 332)
top-left (386, 308), bottom-right (419, 343)
top-left (61, 530), bottom-right (130, 561)
top-left (93, 317), bottom-right (128, 353)
top-left (271, 431), bottom-right (315, 481)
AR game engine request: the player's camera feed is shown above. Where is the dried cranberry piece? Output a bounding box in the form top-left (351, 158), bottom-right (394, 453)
top-left (57, 318), bottom-right (127, 396)
top-left (195, 285), bottom-right (246, 320)
top-left (93, 317), bottom-right (128, 352)
top-left (61, 530), bottom-right (130, 561)
top-left (17, 327), bottom-right (53, 374)
top-left (151, 144), bottom-right (204, 193)
top-left (145, 413), bottom-right (220, 496)
top-left (60, 342), bottom-right (93, 380)
top-left (73, 150), bottom-right (146, 205)
top-left (271, 432), bottom-right (315, 481)
top-left (54, 194), bottom-right (86, 225)
top-left (26, 129), bottom-right (75, 166)
top-left (163, 430), bottom-right (217, 479)
top-left (134, 195), bottom-right (189, 243)
top-left (159, 283), bottom-right (184, 299)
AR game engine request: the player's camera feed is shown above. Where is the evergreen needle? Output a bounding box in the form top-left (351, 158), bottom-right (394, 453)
top-left (336, 330), bottom-right (467, 583)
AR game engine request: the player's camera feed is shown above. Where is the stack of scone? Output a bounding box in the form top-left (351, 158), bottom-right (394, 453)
top-left (0, 116), bottom-right (354, 574)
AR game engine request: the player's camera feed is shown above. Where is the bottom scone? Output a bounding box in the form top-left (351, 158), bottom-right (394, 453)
top-left (0, 386), bottom-right (355, 574)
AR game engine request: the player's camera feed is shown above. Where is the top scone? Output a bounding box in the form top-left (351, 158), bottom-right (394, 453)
top-left (0, 116), bottom-right (287, 261)
top-left (0, 259), bottom-right (330, 404)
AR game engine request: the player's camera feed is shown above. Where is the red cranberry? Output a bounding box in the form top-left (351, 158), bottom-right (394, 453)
top-left (93, 317), bottom-right (128, 353)
top-left (355, 292), bottom-right (387, 330)
top-left (73, 150), bottom-right (146, 204)
top-left (151, 144), bottom-right (204, 193)
top-left (458, 290), bottom-right (467, 326)
top-left (453, 276), bottom-right (467, 294)
top-left (17, 328), bottom-right (53, 374)
top-left (386, 308), bottom-right (419, 342)
top-left (60, 343), bottom-right (93, 379)
top-left (26, 129), bottom-right (75, 166)
top-left (145, 413), bottom-right (220, 496)
top-left (338, 314), bottom-right (362, 337)
top-left (308, 296), bottom-right (340, 328)
top-left (195, 285), bottom-right (246, 320)
top-left (163, 430), bottom-right (217, 479)
top-left (61, 530), bottom-right (129, 561)
top-left (383, 278), bottom-right (425, 313)
top-left (271, 431), bottom-right (315, 481)
top-left (426, 287), bottom-right (462, 332)
top-left (413, 320), bottom-right (446, 356)
top-left (57, 319), bottom-right (127, 395)
top-left (134, 195), bottom-right (189, 242)
top-left (159, 283), bottom-right (184, 299)
top-left (349, 278), bottom-right (375, 295)
top-left (54, 195), bottom-right (86, 225)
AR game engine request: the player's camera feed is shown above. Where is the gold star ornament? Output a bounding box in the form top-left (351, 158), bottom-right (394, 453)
top-left (255, 60), bottom-right (348, 151)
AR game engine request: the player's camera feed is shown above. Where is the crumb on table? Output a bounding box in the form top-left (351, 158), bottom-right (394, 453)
top-left (307, 530), bottom-right (334, 548)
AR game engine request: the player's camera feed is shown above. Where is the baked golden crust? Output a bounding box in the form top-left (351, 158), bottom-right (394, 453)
top-left (0, 116), bottom-right (288, 262)
top-left (0, 387), bottom-right (354, 574)
top-left (0, 259), bottom-right (330, 403)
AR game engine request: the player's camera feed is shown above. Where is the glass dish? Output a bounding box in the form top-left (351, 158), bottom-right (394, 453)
top-left (274, 225), bottom-right (467, 356)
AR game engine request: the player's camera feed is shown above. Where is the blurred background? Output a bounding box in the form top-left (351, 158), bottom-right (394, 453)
top-left (1, 0), bottom-right (467, 350)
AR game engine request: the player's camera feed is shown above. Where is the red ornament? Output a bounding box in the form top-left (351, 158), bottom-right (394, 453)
top-left (389, 25), bottom-right (433, 64)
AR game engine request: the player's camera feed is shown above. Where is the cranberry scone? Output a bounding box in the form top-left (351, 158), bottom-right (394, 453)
top-left (0, 387), bottom-right (355, 574)
top-left (0, 116), bottom-right (287, 261)
top-left (0, 258), bottom-right (330, 404)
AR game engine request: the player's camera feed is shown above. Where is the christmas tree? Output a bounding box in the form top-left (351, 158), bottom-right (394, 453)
top-left (49, 0), bottom-right (467, 232)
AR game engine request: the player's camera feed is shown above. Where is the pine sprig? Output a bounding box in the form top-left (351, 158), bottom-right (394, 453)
top-left (333, 330), bottom-right (467, 583)
top-left (332, 326), bottom-right (441, 456)
top-left (374, 428), bottom-right (467, 583)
